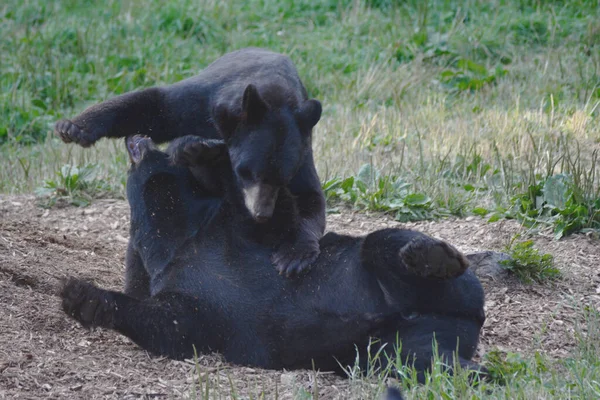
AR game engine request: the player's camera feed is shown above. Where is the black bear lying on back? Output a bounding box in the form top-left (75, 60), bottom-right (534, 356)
top-left (55, 48), bottom-right (324, 276)
top-left (61, 135), bottom-right (486, 382)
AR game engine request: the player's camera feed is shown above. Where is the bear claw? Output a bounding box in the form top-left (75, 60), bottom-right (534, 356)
top-left (272, 244), bottom-right (320, 277)
top-left (54, 120), bottom-right (97, 147)
top-left (61, 278), bottom-right (114, 329)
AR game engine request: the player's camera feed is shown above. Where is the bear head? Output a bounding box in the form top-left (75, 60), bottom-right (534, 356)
top-left (213, 84), bottom-right (321, 223)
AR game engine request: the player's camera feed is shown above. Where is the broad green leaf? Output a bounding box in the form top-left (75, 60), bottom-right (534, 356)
top-left (488, 213), bottom-right (503, 223)
top-left (543, 174), bottom-right (571, 210)
top-left (356, 164), bottom-right (378, 187)
top-left (472, 207), bottom-right (489, 216)
top-left (404, 193), bottom-right (430, 206)
top-left (340, 176), bottom-right (355, 192)
top-left (355, 180), bottom-right (367, 194)
top-left (32, 99), bottom-right (47, 110)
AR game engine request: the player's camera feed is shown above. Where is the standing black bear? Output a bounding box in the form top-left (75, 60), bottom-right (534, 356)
top-left (55, 48), bottom-right (324, 276)
top-left (61, 135), bottom-right (486, 382)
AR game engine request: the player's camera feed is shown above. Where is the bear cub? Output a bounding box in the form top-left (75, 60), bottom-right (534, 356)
top-left (55, 48), bottom-right (325, 276)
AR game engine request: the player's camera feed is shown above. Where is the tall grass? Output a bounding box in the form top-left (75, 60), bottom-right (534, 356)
top-left (2, 0), bottom-right (598, 231)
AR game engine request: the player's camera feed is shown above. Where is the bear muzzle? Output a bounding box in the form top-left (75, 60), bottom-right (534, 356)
top-left (242, 183), bottom-right (279, 223)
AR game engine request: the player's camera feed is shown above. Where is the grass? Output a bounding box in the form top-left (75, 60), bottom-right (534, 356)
top-left (34, 163), bottom-right (120, 207)
top-left (322, 163), bottom-right (438, 221)
top-left (186, 307), bottom-right (600, 399)
top-left (2, 0), bottom-right (598, 235)
top-left (2, 0), bottom-right (600, 398)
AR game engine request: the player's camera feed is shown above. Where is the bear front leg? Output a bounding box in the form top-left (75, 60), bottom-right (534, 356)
top-left (272, 196), bottom-right (325, 277)
top-left (271, 217), bottom-right (322, 276)
top-left (273, 157), bottom-right (326, 277)
top-left (166, 136), bottom-right (230, 195)
top-left (166, 136), bottom-right (228, 167)
top-left (55, 87), bottom-right (169, 147)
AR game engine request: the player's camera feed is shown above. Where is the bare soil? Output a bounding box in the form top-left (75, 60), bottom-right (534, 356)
top-left (1, 195), bottom-right (599, 399)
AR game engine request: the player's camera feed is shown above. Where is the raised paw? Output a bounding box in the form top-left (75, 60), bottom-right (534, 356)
top-left (54, 119), bottom-right (98, 147)
top-left (399, 236), bottom-right (469, 279)
top-left (60, 278), bottom-right (114, 329)
top-left (169, 137), bottom-right (227, 167)
top-left (272, 240), bottom-right (320, 277)
top-left (126, 135), bottom-right (155, 164)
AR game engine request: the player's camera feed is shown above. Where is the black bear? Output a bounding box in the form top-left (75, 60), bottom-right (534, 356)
top-left (61, 135), bottom-right (486, 382)
top-left (55, 48), bottom-right (324, 276)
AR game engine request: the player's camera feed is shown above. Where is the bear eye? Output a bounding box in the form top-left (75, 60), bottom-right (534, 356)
top-left (237, 166), bottom-right (253, 181)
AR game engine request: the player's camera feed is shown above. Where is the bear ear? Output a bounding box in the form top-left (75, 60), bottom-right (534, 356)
top-left (295, 99), bottom-right (322, 134)
top-left (213, 103), bottom-right (240, 140)
top-left (242, 84), bottom-right (268, 124)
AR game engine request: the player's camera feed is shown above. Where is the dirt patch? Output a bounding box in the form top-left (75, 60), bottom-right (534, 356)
top-left (1, 195), bottom-right (599, 399)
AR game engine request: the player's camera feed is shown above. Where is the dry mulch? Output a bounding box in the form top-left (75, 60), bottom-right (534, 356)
top-left (1, 195), bottom-right (599, 399)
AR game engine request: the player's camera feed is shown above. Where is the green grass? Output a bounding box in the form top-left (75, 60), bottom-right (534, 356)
top-left (35, 163), bottom-right (121, 207)
top-left (322, 163), bottom-right (439, 221)
top-left (186, 307), bottom-right (600, 399)
top-left (2, 0), bottom-right (598, 235)
top-left (2, 0), bottom-right (600, 398)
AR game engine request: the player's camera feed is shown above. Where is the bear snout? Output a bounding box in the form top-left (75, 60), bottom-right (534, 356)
top-left (242, 183), bottom-right (279, 222)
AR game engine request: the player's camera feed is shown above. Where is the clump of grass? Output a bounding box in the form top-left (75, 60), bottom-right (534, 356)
top-left (473, 134), bottom-right (600, 239)
top-left (439, 58), bottom-right (508, 93)
top-left (501, 235), bottom-right (561, 284)
top-left (184, 306), bottom-right (600, 398)
top-left (35, 163), bottom-right (117, 207)
top-left (484, 350), bottom-right (534, 386)
top-left (486, 170), bottom-right (600, 239)
top-left (322, 163), bottom-right (440, 222)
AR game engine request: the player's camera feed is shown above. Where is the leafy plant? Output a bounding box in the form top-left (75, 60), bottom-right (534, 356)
top-left (481, 172), bottom-right (600, 239)
top-left (322, 164), bottom-right (437, 222)
top-left (484, 350), bottom-right (535, 385)
top-left (501, 236), bottom-right (560, 284)
top-left (483, 347), bottom-right (555, 388)
top-left (440, 58), bottom-right (508, 93)
top-left (395, 31), bottom-right (457, 64)
top-left (35, 164), bottom-right (114, 207)
top-left (510, 17), bottom-right (549, 45)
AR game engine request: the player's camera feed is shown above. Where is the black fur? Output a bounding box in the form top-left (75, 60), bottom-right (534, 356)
top-left (55, 48), bottom-right (325, 276)
top-left (384, 387), bottom-right (405, 400)
top-left (61, 137), bottom-right (486, 381)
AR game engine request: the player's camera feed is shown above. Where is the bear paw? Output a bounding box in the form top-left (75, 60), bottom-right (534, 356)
top-left (55, 119), bottom-right (98, 148)
top-left (170, 137), bottom-right (227, 167)
top-left (60, 278), bottom-right (115, 329)
top-left (272, 240), bottom-right (320, 277)
top-left (126, 135), bottom-right (155, 164)
top-left (399, 236), bottom-right (469, 279)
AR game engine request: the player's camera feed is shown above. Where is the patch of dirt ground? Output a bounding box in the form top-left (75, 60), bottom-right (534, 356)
top-left (1, 195), bottom-right (599, 399)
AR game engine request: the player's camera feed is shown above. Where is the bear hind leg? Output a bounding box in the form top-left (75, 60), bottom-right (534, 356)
top-left (399, 235), bottom-right (469, 280)
top-left (362, 229), bottom-right (469, 282)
